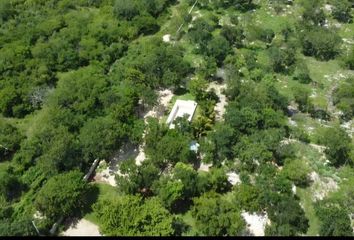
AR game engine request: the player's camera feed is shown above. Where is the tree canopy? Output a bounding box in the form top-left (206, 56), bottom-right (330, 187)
top-left (34, 170), bottom-right (90, 220)
top-left (191, 192), bottom-right (246, 236)
top-left (93, 195), bottom-right (175, 236)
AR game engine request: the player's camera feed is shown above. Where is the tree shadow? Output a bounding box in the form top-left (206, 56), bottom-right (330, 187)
top-left (174, 87), bottom-right (188, 96)
top-left (60, 184), bottom-right (100, 232)
top-left (193, 158), bottom-right (201, 171)
top-left (173, 218), bottom-right (191, 236)
top-left (238, 3), bottom-right (260, 13)
top-left (78, 184), bottom-right (100, 219)
top-left (171, 199), bottom-right (193, 215)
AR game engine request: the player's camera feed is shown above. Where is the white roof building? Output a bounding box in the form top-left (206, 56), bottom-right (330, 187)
top-left (166, 100), bottom-right (197, 129)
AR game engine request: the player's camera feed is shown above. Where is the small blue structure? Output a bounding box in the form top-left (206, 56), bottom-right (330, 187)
top-left (190, 141), bottom-right (200, 153)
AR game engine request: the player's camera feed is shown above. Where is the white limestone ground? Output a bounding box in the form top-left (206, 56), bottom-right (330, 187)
top-left (136, 89), bottom-right (174, 165)
top-left (192, 10), bottom-right (202, 22)
top-left (162, 34), bottom-right (171, 43)
top-left (279, 138), bottom-right (328, 158)
top-left (226, 171), bottom-right (241, 186)
top-left (208, 81), bottom-right (228, 121)
top-left (198, 162), bottom-right (212, 172)
top-left (292, 184), bottom-right (297, 194)
top-left (62, 219), bottom-right (101, 236)
top-left (309, 171), bottom-right (339, 201)
top-left (135, 145), bottom-right (146, 166)
top-left (94, 167), bottom-right (117, 187)
top-left (33, 211), bottom-right (45, 220)
top-left (308, 143), bottom-right (326, 154)
top-left (278, 139), bottom-right (339, 201)
top-left (94, 89), bottom-right (175, 181)
top-left (158, 89), bottom-right (175, 112)
top-left (279, 137), bottom-right (299, 145)
top-left (306, 126), bottom-right (315, 134)
top-left (242, 211), bottom-right (270, 236)
top-left (310, 89), bottom-right (317, 98)
top-left (343, 38), bottom-right (354, 45)
top-left (351, 214), bottom-right (354, 233)
top-left (136, 89), bottom-right (173, 125)
top-left (288, 118), bottom-right (297, 127)
top-left (341, 120), bottom-right (354, 138)
top-left (94, 143), bottom-right (138, 186)
top-left (325, 71), bottom-right (354, 120)
top-left (324, 4), bottom-right (333, 12)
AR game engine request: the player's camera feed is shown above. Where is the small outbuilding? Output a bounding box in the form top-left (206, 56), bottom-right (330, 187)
top-left (166, 100), bottom-right (197, 129)
top-left (189, 141), bottom-right (200, 153)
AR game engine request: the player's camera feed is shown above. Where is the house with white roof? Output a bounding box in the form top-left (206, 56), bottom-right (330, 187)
top-left (166, 100), bottom-right (198, 129)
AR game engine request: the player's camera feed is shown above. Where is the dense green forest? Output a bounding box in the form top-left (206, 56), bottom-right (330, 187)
top-left (0, 0), bottom-right (354, 236)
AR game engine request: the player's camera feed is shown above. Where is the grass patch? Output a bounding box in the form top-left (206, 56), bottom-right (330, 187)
top-left (250, 2), bottom-right (298, 34)
top-left (180, 39), bottom-right (205, 68)
top-left (0, 161), bottom-right (10, 172)
top-left (83, 183), bottom-right (120, 226)
top-left (16, 107), bottom-right (49, 139)
top-left (191, 105), bottom-right (201, 122)
top-left (169, 92), bottom-right (196, 111)
top-left (296, 187), bottom-right (320, 236)
top-left (291, 141), bottom-right (336, 177)
top-left (305, 57), bottom-right (343, 108)
top-left (305, 57), bottom-right (342, 87)
top-left (180, 210), bottom-right (199, 236)
top-left (172, 92), bottom-right (195, 102)
top-left (159, 0), bottom-right (190, 35)
top-left (338, 19), bottom-right (354, 40)
top-left (221, 191), bottom-right (234, 203)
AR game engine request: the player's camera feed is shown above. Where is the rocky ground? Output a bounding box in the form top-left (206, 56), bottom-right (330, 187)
top-left (242, 211), bottom-right (270, 236)
top-left (61, 219), bottom-right (101, 237)
top-left (94, 89), bottom-right (175, 185)
top-left (208, 80), bottom-right (227, 122)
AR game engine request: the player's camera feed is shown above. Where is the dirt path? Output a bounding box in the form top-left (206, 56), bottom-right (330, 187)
top-left (326, 78), bottom-right (340, 120)
top-left (341, 120), bottom-right (354, 138)
top-left (62, 219), bottom-right (101, 236)
top-left (324, 72), bottom-right (354, 137)
top-left (208, 81), bottom-right (227, 121)
top-left (280, 138), bottom-right (327, 154)
top-left (325, 72), bottom-right (354, 119)
top-left (93, 89), bottom-right (174, 183)
top-left (136, 89), bottom-right (174, 165)
top-left (94, 142), bottom-right (138, 186)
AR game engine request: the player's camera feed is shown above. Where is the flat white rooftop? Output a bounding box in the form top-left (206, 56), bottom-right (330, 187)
top-left (166, 100), bottom-right (197, 129)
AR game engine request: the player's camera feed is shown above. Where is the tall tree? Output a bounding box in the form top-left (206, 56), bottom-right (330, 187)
top-left (191, 192), bottom-right (246, 236)
top-left (0, 120), bottom-right (24, 160)
top-left (319, 126), bottom-right (353, 167)
top-left (34, 170), bottom-right (90, 220)
top-left (315, 201), bottom-right (353, 236)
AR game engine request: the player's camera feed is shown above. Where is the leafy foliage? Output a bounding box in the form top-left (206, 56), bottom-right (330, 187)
top-left (0, 120), bottom-right (24, 161)
top-left (333, 77), bottom-right (354, 120)
top-left (34, 170), bottom-right (90, 220)
top-left (315, 201), bottom-right (353, 236)
top-left (233, 184), bottom-right (262, 213)
top-left (191, 192), bottom-right (246, 236)
top-left (318, 126), bottom-right (353, 167)
top-left (93, 195), bottom-right (175, 236)
top-left (281, 159), bottom-right (311, 187)
top-left (301, 27), bottom-right (342, 61)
